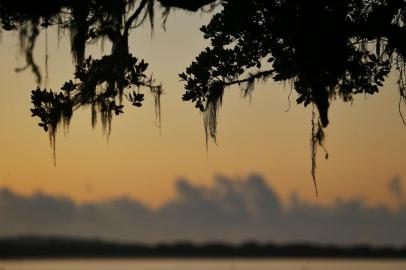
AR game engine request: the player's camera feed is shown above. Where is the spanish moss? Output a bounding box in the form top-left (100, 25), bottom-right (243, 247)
top-left (151, 85), bottom-right (163, 129)
top-left (396, 61), bottom-right (406, 125)
top-left (44, 28), bottom-right (49, 88)
top-left (15, 21), bottom-right (41, 84)
top-left (203, 82), bottom-right (224, 148)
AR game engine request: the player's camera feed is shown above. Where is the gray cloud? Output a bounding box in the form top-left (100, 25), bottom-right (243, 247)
top-left (0, 174), bottom-right (405, 246)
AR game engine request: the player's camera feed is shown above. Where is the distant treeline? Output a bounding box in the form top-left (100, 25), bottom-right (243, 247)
top-left (0, 236), bottom-right (405, 259)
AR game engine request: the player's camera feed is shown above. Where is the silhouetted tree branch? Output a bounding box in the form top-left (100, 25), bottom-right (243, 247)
top-left (1, 0), bottom-right (406, 187)
top-left (180, 0), bottom-right (403, 188)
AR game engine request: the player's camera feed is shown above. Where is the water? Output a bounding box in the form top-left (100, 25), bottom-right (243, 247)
top-left (1, 259), bottom-right (405, 270)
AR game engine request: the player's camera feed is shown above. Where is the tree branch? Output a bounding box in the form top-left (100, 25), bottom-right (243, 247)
top-left (224, 70), bottom-right (274, 86)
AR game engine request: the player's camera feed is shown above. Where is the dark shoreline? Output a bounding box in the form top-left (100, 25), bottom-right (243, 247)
top-left (0, 236), bottom-right (405, 260)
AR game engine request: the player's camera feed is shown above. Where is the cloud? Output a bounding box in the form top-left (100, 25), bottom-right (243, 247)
top-left (0, 174), bottom-right (405, 246)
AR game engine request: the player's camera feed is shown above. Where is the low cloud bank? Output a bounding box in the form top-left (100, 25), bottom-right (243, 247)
top-left (1, 174), bottom-right (405, 245)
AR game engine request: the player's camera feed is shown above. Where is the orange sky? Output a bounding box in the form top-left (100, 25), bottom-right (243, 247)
top-left (0, 9), bottom-right (405, 209)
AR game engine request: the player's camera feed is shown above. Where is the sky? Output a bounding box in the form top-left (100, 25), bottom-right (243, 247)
top-left (0, 6), bottom-right (406, 242)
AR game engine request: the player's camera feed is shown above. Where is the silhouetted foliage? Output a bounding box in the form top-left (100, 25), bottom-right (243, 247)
top-left (180, 0), bottom-right (406, 190)
top-left (1, 0), bottom-right (406, 186)
top-left (1, 0), bottom-right (218, 157)
top-left (1, 0), bottom-right (173, 159)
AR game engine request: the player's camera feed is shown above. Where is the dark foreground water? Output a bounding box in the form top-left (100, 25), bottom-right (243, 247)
top-left (1, 259), bottom-right (406, 270)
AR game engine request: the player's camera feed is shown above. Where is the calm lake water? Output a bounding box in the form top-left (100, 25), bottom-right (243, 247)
top-left (1, 259), bottom-right (406, 270)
